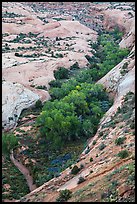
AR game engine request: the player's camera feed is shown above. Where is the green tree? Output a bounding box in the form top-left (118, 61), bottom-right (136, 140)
top-left (49, 80), bottom-right (62, 88)
top-left (82, 119), bottom-right (94, 137)
top-left (49, 78), bottom-right (78, 100)
top-left (56, 189), bottom-right (72, 202)
top-left (2, 132), bottom-right (18, 156)
top-left (36, 101), bottom-right (81, 149)
top-left (115, 136), bottom-right (126, 145)
top-left (35, 99), bottom-right (43, 109)
top-left (117, 150), bottom-right (129, 159)
top-left (70, 62), bottom-right (79, 70)
top-left (54, 67), bottom-right (69, 80)
top-left (63, 90), bottom-right (90, 116)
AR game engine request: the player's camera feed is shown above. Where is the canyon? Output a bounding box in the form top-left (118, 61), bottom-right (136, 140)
top-left (2, 2), bottom-right (135, 202)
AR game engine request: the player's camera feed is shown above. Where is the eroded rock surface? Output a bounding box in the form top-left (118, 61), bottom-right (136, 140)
top-left (2, 2), bottom-right (135, 202)
top-left (2, 81), bottom-right (39, 130)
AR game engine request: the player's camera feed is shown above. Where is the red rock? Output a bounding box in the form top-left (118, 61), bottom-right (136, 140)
top-left (118, 184), bottom-right (131, 196)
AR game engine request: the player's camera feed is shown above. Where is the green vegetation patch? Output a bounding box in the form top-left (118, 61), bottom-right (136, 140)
top-left (71, 165), bottom-right (80, 175)
top-left (2, 157), bottom-right (29, 200)
top-left (54, 67), bottom-right (69, 80)
top-left (37, 83), bottom-right (112, 149)
top-left (2, 132), bottom-right (19, 156)
top-left (115, 136), bottom-right (126, 145)
top-left (2, 11), bottom-right (25, 18)
top-left (77, 176), bottom-right (86, 184)
top-left (117, 150), bottom-right (129, 159)
top-left (56, 189), bottom-right (72, 202)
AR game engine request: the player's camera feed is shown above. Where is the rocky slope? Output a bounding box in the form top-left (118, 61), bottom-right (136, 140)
top-left (2, 2), bottom-right (135, 202)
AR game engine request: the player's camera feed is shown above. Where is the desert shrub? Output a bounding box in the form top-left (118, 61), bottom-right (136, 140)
top-left (36, 85), bottom-right (47, 90)
top-left (91, 42), bottom-right (99, 50)
top-left (30, 84), bottom-right (35, 88)
top-left (49, 80), bottom-right (62, 88)
top-left (92, 140), bottom-right (96, 145)
top-left (35, 99), bottom-right (43, 109)
top-left (128, 12), bottom-right (134, 18)
top-left (5, 43), bottom-right (10, 50)
top-left (8, 117), bottom-right (13, 121)
top-left (124, 128), bottom-right (129, 133)
top-left (55, 53), bottom-right (63, 58)
top-left (71, 165), bottom-right (80, 175)
top-left (85, 54), bottom-right (93, 63)
top-left (101, 192), bottom-right (108, 199)
top-left (70, 62), bottom-right (80, 70)
top-left (122, 62), bottom-right (128, 69)
top-left (85, 148), bottom-right (90, 154)
top-left (109, 121), bottom-right (116, 128)
top-left (115, 136), bottom-right (126, 145)
top-left (117, 150), bottom-right (129, 159)
top-left (103, 133), bottom-right (108, 140)
top-left (124, 91), bottom-right (134, 102)
top-left (99, 143), bottom-right (106, 150)
top-left (77, 176), bottom-right (86, 184)
top-left (90, 157), bottom-right (93, 162)
top-left (120, 67), bottom-right (128, 76)
top-left (56, 37), bottom-right (60, 41)
top-left (54, 67), bottom-right (69, 80)
top-left (3, 11), bottom-right (25, 18)
top-left (80, 163), bottom-right (84, 169)
top-left (56, 189), bottom-right (72, 202)
top-left (117, 106), bottom-right (121, 113)
top-left (98, 131), bottom-right (103, 137)
top-left (130, 122), bottom-right (135, 129)
top-left (2, 132), bottom-right (18, 155)
top-left (15, 52), bottom-right (22, 57)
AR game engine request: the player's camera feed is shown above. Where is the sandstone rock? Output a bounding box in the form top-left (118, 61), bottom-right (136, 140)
top-left (3, 184), bottom-right (11, 190)
top-left (31, 159), bottom-right (36, 164)
top-left (97, 51), bottom-right (135, 127)
top-left (24, 158), bottom-right (30, 165)
top-left (2, 81), bottom-right (39, 130)
top-left (119, 18), bottom-right (135, 49)
top-left (118, 184), bottom-right (131, 196)
top-left (2, 191), bottom-right (10, 195)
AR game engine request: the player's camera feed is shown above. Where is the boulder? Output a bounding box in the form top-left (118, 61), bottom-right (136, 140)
top-left (2, 81), bottom-right (39, 130)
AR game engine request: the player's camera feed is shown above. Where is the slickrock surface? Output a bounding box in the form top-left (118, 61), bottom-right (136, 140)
top-left (2, 81), bottom-right (39, 130)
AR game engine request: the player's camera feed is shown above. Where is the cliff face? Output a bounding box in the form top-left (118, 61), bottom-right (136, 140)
top-left (96, 5), bottom-right (135, 126)
top-left (2, 81), bottom-right (39, 130)
top-left (102, 8), bottom-right (135, 49)
top-left (2, 2), bottom-right (135, 202)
